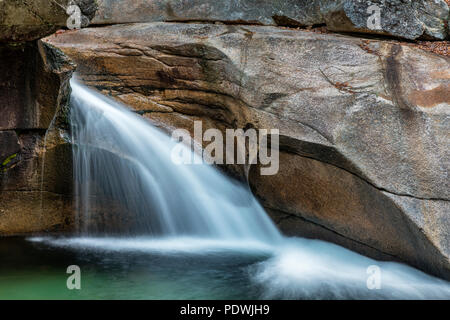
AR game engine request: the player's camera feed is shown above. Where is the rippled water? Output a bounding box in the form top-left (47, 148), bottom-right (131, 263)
top-left (0, 237), bottom-right (449, 300)
top-left (0, 237), bottom-right (267, 300)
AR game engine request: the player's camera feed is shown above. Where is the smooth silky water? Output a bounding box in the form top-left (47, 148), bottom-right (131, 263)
top-left (1, 80), bottom-right (449, 300)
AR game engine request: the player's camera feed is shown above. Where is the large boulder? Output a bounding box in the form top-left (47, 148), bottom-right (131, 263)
top-left (322, 0), bottom-right (450, 40)
top-left (92, 0), bottom-right (449, 40)
top-left (0, 41), bottom-right (75, 235)
top-left (0, 0), bottom-right (98, 42)
top-left (92, 0), bottom-right (323, 26)
top-left (45, 22), bottom-right (450, 279)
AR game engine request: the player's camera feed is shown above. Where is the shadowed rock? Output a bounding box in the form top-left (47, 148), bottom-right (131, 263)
top-left (0, 41), bottom-right (76, 235)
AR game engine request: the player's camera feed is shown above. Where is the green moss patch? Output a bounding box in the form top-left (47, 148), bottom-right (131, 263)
top-left (1, 153), bottom-right (18, 171)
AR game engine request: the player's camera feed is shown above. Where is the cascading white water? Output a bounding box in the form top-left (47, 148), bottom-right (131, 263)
top-left (70, 80), bottom-right (281, 242)
top-left (41, 79), bottom-right (450, 299)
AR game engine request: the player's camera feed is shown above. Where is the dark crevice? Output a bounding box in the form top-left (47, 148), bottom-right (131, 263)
top-left (14, 128), bottom-right (48, 136)
top-left (165, 19), bottom-right (264, 26)
top-left (1, 190), bottom-right (71, 196)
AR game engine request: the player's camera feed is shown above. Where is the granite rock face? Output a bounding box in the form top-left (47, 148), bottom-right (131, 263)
top-left (45, 22), bottom-right (450, 279)
top-left (0, 0), bottom-right (98, 42)
top-left (324, 0), bottom-right (450, 40)
top-left (92, 0), bottom-right (449, 40)
top-left (92, 0), bottom-right (324, 26)
top-left (0, 41), bottom-right (75, 235)
top-left (0, 0), bottom-right (92, 234)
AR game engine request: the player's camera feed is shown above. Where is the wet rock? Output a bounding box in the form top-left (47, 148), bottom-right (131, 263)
top-left (0, 191), bottom-right (74, 236)
top-left (0, 42), bottom-right (75, 130)
top-left (0, 131), bottom-right (20, 172)
top-left (0, 41), bottom-right (75, 235)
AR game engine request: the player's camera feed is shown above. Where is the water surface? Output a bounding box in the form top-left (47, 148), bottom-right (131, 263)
top-left (1, 236), bottom-right (449, 300)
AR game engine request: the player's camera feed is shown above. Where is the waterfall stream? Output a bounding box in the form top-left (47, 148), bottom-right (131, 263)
top-left (69, 80), bottom-right (281, 241)
top-left (28, 80), bottom-right (450, 299)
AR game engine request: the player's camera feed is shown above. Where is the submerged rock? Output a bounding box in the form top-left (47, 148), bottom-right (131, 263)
top-left (45, 22), bottom-right (450, 279)
top-left (92, 0), bottom-right (449, 40)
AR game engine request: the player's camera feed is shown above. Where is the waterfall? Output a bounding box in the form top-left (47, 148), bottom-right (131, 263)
top-left (45, 79), bottom-right (450, 300)
top-left (69, 80), bottom-right (281, 242)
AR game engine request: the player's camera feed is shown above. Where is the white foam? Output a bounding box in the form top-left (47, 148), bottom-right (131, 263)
top-left (28, 236), bottom-right (450, 299)
top-left (28, 236), bottom-right (274, 255)
top-left (250, 238), bottom-right (450, 299)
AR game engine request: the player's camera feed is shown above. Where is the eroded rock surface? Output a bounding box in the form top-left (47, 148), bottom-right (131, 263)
top-left (92, 0), bottom-right (449, 40)
top-left (45, 22), bottom-right (450, 279)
